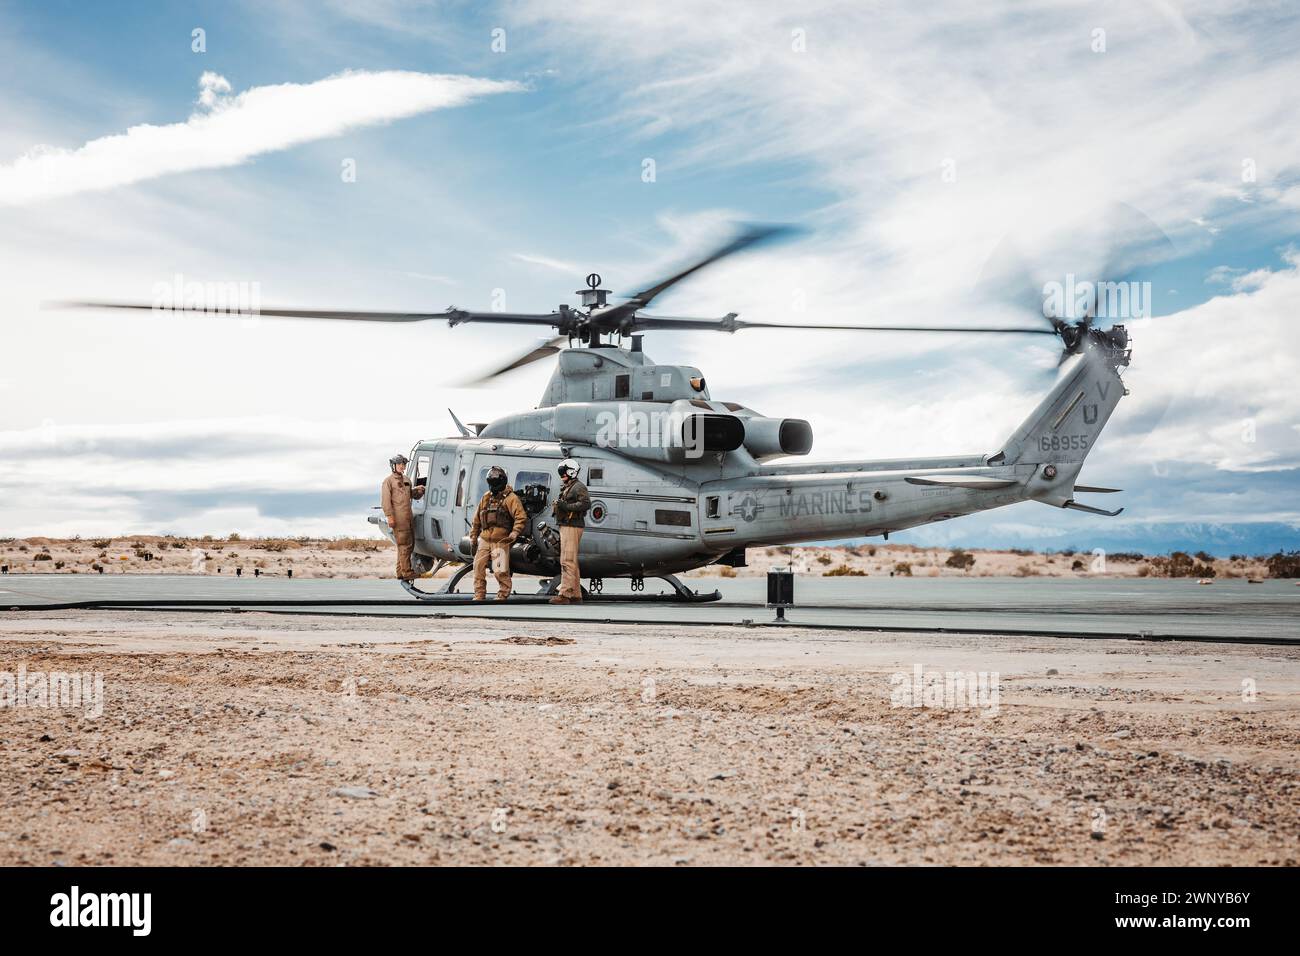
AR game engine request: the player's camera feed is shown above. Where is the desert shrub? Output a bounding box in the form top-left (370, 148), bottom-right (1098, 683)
top-left (1265, 551), bottom-right (1300, 578)
top-left (1071, 559), bottom-right (1085, 571)
top-left (1108, 551), bottom-right (1144, 563)
top-left (256, 539), bottom-right (297, 552)
top-left (825, 565), bottom-right (866, 576)
top-left (945, 549), bottom-right (976, 571)
top-left (816, 554), bottom-right (833, 566)
top-left (894, 562), bottom-right (913, 576)
top-left (53, 560), bottom-right (65, 569)
top-left (91, 538), bottom-right (112, 548)
top-left (1015, 563), bottom-right (1038, 577)
top-left (228, 533), bottom-right (242, 542)
top-left (718, 565), bottom-right (737, 578)
top-left (1147, 552), bottom-right (1216, 578)
top-left (33, 552), bottom-right (52, 561)
top-left (1009, 547), bottom-right (1035, 556)
top-left (1194, 550), bottom-right (1215, 563)
top-left (326, 538), bottom-right (383, 553)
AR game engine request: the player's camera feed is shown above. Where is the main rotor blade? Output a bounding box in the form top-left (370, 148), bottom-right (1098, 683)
top-left (599, 223), bottom-right (801, 327)
top-left (47, 300), bottom-right (565, 327)
top-left (462, 336), bottom-right (567, 386)
top-left (630, 313), bottom-right (1058, 334)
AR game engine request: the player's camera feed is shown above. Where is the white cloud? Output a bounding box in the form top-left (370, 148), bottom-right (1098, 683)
top-left (0, 70), bottom-right (524, 205)
top-left (512, 252), bottom-right (583, 275)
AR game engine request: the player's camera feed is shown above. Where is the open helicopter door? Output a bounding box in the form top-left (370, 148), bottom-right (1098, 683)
top-left (419, 442), bottom-right (458, 552)
top-left (452, 447), bottom-right (474, 559)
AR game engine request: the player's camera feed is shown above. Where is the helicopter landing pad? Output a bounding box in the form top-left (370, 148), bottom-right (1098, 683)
top-left (2, 574), bottom-right (1297, 643)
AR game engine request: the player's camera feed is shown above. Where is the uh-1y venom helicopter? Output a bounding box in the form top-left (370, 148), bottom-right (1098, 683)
top-left (61, 223), bottom-right (1132, 602)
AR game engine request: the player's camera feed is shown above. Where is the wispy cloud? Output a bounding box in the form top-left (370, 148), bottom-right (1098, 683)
top-left (0, 70), bottom-right (524, 205)
top-left (512, 252), bottom-right (582, 275)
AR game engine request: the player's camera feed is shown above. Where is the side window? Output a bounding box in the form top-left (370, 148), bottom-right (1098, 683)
top-left (414, 454), bottom-right (431, 488)
top-left (472, 466), bottom-right (491, 503)
top-left (514, 470), bottom-right (551, 492)
top-left (614, 374), bottom-right (630, 399)
top-left (454, 468), bottom-right (466, 507)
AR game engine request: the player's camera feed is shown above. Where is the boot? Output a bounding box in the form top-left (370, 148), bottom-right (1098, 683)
top-left (548, 595), bottom-right (570, 605)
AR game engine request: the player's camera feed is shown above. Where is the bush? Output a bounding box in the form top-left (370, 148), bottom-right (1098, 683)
top-left (1147, 552), bottom-right (1216, 578)
top-left (718, 565), bottom-right (737, 578)
top-left (1109, 551), bottom-right (1144, 563)
top-left (1265, 551), bottom-right (1300, 578)
top-left (1015, 563), bottom-right (1038, 577)
top-left (1071, 559), bottom-right (1085, 571)
top-left (1194, 550), bottom-right (1215, 563)
top-left (33, 552), bottom-right (52, 561)
top-left (894, 562), bottom-right (913, 576)
top-left (256, 539), bottom-right (297, 552)
top-left (816, 554), bottom-right (833, 566)
top-left (825, 565), bottom-right (866, 576)
top-left (945, 549), bottom-right (976, 571)
top-left (326, 538), bottom-right (383, 552)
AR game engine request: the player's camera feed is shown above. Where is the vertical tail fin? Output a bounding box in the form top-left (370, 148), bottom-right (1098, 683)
top-left (994, 342), bottom-right (1127, 506)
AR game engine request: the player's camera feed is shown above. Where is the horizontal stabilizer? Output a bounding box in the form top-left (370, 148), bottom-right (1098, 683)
top-left (1074, 484), bottom-right (1122, 494)
top-left (1061, 499), bottom-right (1124, 517)
top-left (905, 475), bottom-right (1019, 490)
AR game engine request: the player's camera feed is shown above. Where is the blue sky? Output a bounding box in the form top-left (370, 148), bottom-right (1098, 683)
top-left (1, 0), bottom-right (1298, 554)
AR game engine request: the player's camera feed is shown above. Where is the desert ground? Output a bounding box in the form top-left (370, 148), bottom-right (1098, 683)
top-left (0, 609), bottom-right (1295, 866)
top-left (0, 536), bottom-right (1279, 580)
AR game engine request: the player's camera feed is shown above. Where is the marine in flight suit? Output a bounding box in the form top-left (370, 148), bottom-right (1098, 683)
top-left (469, 465), bottom-right (528, 601)
top-left (381, 454), bottom-right (424, 581)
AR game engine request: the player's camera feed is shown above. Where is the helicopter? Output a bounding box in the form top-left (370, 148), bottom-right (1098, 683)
top-left (57, 223), bottom-right (1132, 601)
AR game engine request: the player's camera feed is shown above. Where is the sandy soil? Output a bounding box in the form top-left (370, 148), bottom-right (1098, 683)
top-left (0, 536), bottom-right (1273, 580)
top-left (0, 610), bottom-right (1295, 866)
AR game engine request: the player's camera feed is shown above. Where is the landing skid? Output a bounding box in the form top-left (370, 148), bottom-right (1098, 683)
top-left (398, 567), bottom-right (720, 604)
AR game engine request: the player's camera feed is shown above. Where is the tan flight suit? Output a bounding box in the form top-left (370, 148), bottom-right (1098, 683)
top-left (470, 486), bottom-right (528, 600)
top-left (553, 478), bottom-right (590, 601)
top-left (381, 472), bottom-right (425, 580)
